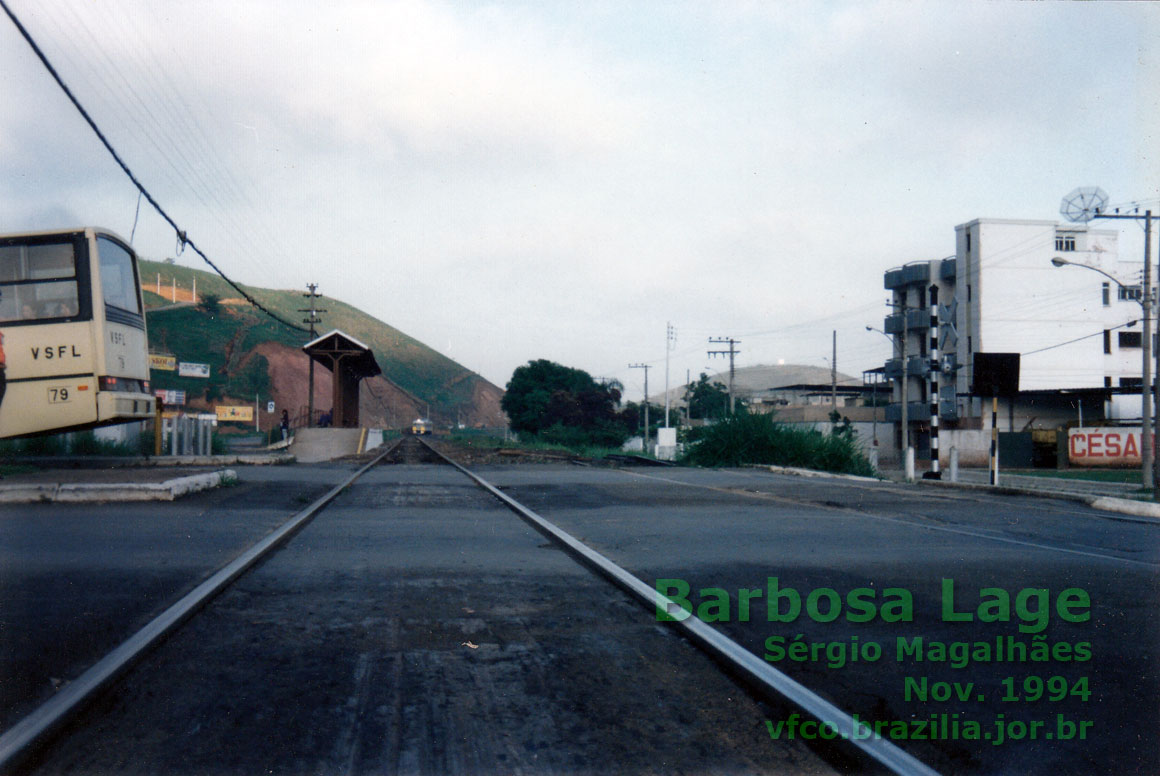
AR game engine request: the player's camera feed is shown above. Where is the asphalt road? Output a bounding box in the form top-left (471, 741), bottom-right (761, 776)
top-left (486, 465), bottom-right (1160, 775)
top-left (7, 463), bottom-right (833, 775)
top-left (0, 464), bottom-right (338, 734)
top-left (2, 458), bottom-right (1155, 775)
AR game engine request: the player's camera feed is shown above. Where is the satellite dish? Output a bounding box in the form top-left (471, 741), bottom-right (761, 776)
top-left (1060, 186), bottom-right (1109, 223)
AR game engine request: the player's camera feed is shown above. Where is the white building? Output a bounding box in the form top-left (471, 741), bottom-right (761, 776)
top-left (882, 217), bottom-right (1142, 465)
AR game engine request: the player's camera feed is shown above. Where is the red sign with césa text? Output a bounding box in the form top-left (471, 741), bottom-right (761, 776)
top-left (1068, 427), bottom-right (1156, 466)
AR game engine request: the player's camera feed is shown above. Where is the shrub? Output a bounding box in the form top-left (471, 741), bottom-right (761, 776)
top-left (682, 412), bottom-right (875, 476)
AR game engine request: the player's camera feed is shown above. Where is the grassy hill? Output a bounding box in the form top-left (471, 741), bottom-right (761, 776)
top-left (141, 259), bottom-right (503, 427)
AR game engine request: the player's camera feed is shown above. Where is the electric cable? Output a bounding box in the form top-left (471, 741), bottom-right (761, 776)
top-left (0, 0), bottom-right (308, 333)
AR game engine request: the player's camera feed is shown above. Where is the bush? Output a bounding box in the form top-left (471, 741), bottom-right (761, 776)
top-left (535, 421), bottom-right (629, 450)
top-left (682, 412), bottom-right (875, 476)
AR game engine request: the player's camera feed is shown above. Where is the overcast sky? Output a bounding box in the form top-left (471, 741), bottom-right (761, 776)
top-left (1, 1), bottom-right (1157, 397)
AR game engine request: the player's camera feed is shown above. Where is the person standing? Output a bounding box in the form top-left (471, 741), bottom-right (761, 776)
top-left (0, 330), bottom-right (6, 408)
top-left (280, 409), bottom-right (290, 441)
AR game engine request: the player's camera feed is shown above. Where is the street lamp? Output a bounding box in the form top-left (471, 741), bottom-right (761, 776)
top-left (1051, 255), bottom-right (1153, 491)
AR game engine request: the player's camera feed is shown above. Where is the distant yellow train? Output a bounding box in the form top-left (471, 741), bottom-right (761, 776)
top-left (410, 418), bottom-right (432, 435)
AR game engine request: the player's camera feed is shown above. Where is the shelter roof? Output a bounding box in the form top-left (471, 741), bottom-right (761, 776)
top-left (302, 329), bottom-right (382, 378)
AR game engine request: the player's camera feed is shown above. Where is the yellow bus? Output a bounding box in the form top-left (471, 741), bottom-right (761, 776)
top-left (0, 227), bottom-right (154, 439)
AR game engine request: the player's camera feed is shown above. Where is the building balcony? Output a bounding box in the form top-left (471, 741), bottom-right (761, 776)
top-left (939, 257), bottom-right (956, 281)
top-left (884, 309), bottom-right (930, 334)
top-left (883, 356), bottom-right (931, 380)
top-left (881, 399), bottom-right (957, 422)
top-left (884, 402), bottom-right (932, 423)
top-left (883, 262), bottom-right (933, 290)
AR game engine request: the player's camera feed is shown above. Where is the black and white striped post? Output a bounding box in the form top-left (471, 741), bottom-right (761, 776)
top-left (926, 285), bottom-right (941, 479)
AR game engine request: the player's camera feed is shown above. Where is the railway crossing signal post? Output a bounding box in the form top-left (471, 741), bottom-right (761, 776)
top-left (299, 284), bottom-right (326, 427)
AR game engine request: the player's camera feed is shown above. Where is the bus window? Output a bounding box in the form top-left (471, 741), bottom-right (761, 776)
top-left (0, 242), bottom-right (80, 323)
top-left (97, 237), bottom-right (141, 316)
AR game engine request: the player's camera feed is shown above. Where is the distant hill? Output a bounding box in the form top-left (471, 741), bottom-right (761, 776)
top-left (651, 364), bottom-right (859, 404)
top-left (141, 260), bottom-right (504, 431)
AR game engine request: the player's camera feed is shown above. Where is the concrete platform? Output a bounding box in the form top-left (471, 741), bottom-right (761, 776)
top-left (288, 428), bottom-right (365, 463)
top-left (0, 469), bottom-right (237, 503)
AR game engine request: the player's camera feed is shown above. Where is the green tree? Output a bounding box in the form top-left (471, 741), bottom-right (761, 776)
top-left (197, 293), bottom-right (221, 317)
top-left (684, 373), bottom-right (737, 419)
top-left (502, 359), bottom-right (630, 446)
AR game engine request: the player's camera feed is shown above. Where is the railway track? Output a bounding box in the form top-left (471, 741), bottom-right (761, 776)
top-left (0, 435), bottom-right (939, 776)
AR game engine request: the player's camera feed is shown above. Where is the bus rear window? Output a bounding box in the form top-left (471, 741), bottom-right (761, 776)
top-left (0, 241), bottom-right (80, 323)
top-left (97, 237), bottom-right (141, 315)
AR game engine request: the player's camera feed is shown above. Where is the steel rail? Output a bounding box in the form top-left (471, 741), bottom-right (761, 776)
top-left (0, 439), bottom-right (402, 773)
top-left (416, 437), bottom-right (942, 776)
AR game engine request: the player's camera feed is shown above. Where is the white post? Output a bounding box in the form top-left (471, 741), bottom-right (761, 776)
top-left (664, 322), bottom-right (672, 427)
top-left (905, 446), bottom-right (915, 483)
top-left (949, 446), bottom-right (959, 482)
top-left (192, 276), bottom-right (197, 303)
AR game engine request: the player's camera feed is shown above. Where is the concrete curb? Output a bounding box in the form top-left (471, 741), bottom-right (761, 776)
top-left (0, 469), bottom-right (237, 504)
top-left (751, 464), bottom-right (881, 483)
top-left (748, 464), bottom-right (1160, 524)
top-left (911, 477), bottom-right (1160, 525)
top-left (146, 454), bottom-right (294, 466)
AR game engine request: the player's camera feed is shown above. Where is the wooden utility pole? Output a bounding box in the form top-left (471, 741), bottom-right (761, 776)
top-left (299, 284), bottom-right (326, 427)
top-left (708, 337), bottom-right (741, 414)
top-left (629, 363), bottom-right (651, 450)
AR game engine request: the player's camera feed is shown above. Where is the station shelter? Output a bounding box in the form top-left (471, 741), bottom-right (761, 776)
top-left (302, 330), bottom-right (382, 428)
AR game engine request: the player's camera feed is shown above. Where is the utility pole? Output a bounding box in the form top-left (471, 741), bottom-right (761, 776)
top-left (629, 363), bottom-right (651, 451)
top-left (831, 330), bottom-right (837, 409)
top-left (885, 298), bottom-right (915, 480)
top-left (664, 322), bottom-right (676, 427)
top-left (1057, 190), bottom-right (1156, 495)
top-left (708, 337), bottom-right (740, 414)
top-left (685, 368), bottom-right (692, 423)
top-left (299, 283), bottom-right (326, 427)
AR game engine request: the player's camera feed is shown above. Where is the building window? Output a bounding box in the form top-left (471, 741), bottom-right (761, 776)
top-left (1119, 331), bottom-right (1142, 348)
top-left (1055, 233), bottom-right (1077, 251)
top-left (1120, 377), bottom-right (1143, 388)
top-left (1105, 376), bottom-right (1113, 388)
top-left (966, 233), bottom-right (971, 252)
top-left (1104, 330), bottom-right (1112, 354)
top-left (1118, 285), bottom-right (1144, 302)
top-left (967, 284), bottom-right (972, 302)
top-left (967, 335), bottom-right (972, 353)
top-left (1102, 282), bottom-right (1110, 306)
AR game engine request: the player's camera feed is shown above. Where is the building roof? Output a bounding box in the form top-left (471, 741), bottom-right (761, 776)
top-left (302, 329), bottom-right (382, 378)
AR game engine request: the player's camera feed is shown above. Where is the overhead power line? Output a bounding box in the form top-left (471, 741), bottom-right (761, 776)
top-left (1022, 319), bottom-right (1138, 357)
top-left (0, 0), bottom-right (307, 334)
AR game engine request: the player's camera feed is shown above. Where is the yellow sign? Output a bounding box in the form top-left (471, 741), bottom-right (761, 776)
top-left (149, 354), bottom-right (176, 371)
top-left (215, 405), bottom-right (254, 422)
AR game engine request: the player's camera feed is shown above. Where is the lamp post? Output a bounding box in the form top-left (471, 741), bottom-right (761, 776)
top-left (1051, 254), bottom-right (1153, 491)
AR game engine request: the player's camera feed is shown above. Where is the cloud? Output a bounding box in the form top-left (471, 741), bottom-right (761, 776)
top-left (148, 0), bottom-right (644, 166)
